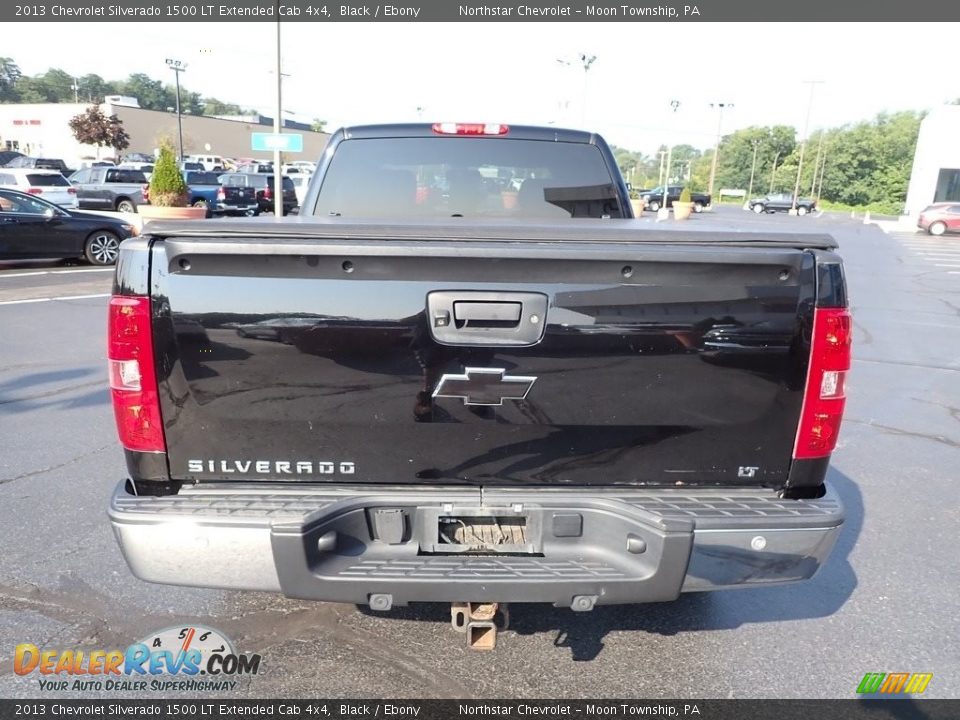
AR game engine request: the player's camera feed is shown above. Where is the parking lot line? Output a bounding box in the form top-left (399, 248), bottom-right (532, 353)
top-left (0, 268), bottom-right (114, 279)
top-left (0, 293), bottom-right (110, 306)
top-left (57, 293), bottom-right (112, 300)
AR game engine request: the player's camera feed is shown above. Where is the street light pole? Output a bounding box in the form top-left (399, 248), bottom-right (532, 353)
top-left (792, 80), bottom-right (824, 213)
top-left (707, 102), bottom-right (733, 200)
top-left (165, 58), bottom-right (187, 162)
top-left (662, 100), bottom-right (680, 214)
top-left (273, 6), bottom-right (284, 215)
top-left (746, 139), bottom-right (760, 208)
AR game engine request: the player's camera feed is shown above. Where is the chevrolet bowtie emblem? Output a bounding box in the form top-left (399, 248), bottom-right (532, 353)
top-left (432, 368), bottom-right (537, 406)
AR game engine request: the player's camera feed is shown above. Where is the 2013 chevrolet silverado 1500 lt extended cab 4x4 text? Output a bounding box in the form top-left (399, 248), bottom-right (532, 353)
top-left (107, 124), bottom-right (850, 635)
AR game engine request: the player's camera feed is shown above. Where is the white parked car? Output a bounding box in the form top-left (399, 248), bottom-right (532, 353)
top-left (283, 161), bottom-right (316, 175)
top-left (0, 168), bottom-right (78, 208)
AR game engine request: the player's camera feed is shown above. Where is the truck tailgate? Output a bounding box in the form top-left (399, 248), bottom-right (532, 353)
top-left (146, 220), bottom-right (828, 489)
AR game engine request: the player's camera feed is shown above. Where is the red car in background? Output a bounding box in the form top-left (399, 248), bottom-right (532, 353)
top-left (917, 202), bottom-right (960, 236)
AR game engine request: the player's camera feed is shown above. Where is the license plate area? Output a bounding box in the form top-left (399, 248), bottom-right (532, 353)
top-left (421, 507), bottom-right (542, 555)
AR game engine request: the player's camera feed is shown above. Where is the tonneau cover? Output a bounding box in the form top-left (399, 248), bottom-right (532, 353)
top-left (141, 215), bottom-right (839, 250)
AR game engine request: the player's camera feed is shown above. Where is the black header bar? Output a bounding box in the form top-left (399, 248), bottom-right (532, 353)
top-left (4, 0), bottom-right (956, 22)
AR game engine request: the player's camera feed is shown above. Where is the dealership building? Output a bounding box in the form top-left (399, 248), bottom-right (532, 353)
top-left (0, 100), bottom-right (330, 165)
top-left (904, 104), bottom-right (960, 217)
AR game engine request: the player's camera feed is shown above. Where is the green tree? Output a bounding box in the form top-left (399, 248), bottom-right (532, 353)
top-left (119, 73), bottom-right (167, 110)
top-left (0, 57), bottom-right (22, 101)
top-left (148, 142), bottom-right (188, 206)
top-left (76, 74), bottom-right (114, 103)
top-left (311, 118), bottom-right (327, 133)
top-left (68, 105), bottom-right (130, 159)
top-left (202, 98), bottom-right (245, 116)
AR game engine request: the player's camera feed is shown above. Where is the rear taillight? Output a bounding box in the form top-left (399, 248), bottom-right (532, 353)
top-left (793, 307), bottom-right (852, 459)
top-left (142, 184), bottom-right (150, 202)
top-left (263, 187), bottom-right (273, 200)
top-left (217, 187), bottom-right (225, 200)
top-left (67, 187), bottom-right (77, 194)
top-left (432, 122), bottom-right (509, 136)
top-left (108, 296), bottom-right (165, 453)
top-left (26, 187), bottom-right (42, 195)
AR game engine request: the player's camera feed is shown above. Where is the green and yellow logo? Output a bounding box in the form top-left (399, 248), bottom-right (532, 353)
top-left (856, 672), bottom-right (933, 695)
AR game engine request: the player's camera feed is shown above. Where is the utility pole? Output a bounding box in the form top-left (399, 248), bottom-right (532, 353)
top-left (662, 100), bottom-right (680, 214)
top-left (658, 149), bottom-right (667, 187)
top-left (273, 4), bottom-right (284, 215)
top-left (556, 54), bottom-right (596, 128)
top-left (792, 80), bottom-right (824, 213)
top-left (746, 139), bottom-right (760, 208)
top-left (72, 77), bottom-right (79, 103)
top-left (815, 148), bottom-right (828, 200)
top-left (769, 151), bottom-right (781, 193)
top-left (707, 102), bottom-right (733, 200)
top-left (165, 58), bottom-right (187, 161)
top-left (810, 131), bottom-right (824, 196)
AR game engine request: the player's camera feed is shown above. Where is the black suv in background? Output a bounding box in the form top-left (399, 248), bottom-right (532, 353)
top-left (218, 172), bottom-right (297, 215)
top-left (5, 156), bottom-right (72, 175)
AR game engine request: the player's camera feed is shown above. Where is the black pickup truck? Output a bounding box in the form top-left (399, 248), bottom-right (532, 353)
top-left (107, 124), bottom-right (849, 624)
top-left (639, 185), bottom-right (712, 213)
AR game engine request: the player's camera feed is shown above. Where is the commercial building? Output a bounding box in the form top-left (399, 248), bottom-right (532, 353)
top-left (904, 105), bottom-right (960, 217)
top-left (0, 101), bottom-right (329, 166)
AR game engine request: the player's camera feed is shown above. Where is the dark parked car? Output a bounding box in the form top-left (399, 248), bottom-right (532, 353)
top-left (917, 202), bottom-right (960, 236)
top-left (4, 156), bottom-right (72, 175)
top-left (749, 193), bottom-right (818, 215)
top-left (68, 167), bottom-right (147, 213)
top-left (0, 188), bottom-right (137, 265)
top-left (0, 151), bottom-right (25, 167)
top-left (218, 172), bottom-right (297, 215)
top-left (178, 171), bottom-right (258, 216)
top-left (638, 185), bottom-right (712, 213)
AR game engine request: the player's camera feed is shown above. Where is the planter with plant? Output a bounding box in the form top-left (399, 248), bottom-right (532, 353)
top-left (629, 188), bottom-right (647, 217)
top-left (138, 143), bottom-right (206, 221)
top-left (673, 186), bottom-right (695, 220)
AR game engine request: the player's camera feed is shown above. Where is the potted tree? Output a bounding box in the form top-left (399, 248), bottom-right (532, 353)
top-left (673, 186), bottom-right (695, 221)
top-left (629, 188), bottom-right (647, 217)
top-left (138, 142), bottom-right (206, 222)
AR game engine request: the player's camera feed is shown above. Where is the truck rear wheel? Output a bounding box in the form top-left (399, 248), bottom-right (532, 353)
top-left (116, 199), bottom-right (136, 213)
top-left (797, 206), bottom-right (808, 216)
top-left (694, 202), bottom-right (704, 213)
top-left (752, 204), bottom-right (765, 214)
top-left (648, 200), bottom-right (660, 212)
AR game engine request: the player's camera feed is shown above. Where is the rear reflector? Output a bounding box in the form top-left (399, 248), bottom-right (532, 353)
top-left (108, 296), bottom-right (165, 453)
top-left (432, 123), bottom-right (509, 136)
top-left (793, 307), bottom-right (852, 459)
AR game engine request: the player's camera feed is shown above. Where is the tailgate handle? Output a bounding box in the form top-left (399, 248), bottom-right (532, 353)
top-left (453, 301), bottom-right (521, 327)
top-left (428, 291), bottom-right (548, 346)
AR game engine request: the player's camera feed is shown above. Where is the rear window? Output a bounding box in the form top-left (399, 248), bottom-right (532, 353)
top-left (27, 173), bottom-right (69, 187)
top-left (106, 169), bottom-right (147, 183)
top-left (312, 137), bottom-right (622, 219)
top-left (187, 172), bottom-right (222, 185)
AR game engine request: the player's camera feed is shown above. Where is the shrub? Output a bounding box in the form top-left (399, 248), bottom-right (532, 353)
top-left (679, 187), bottom-right (692, 203)
top-left (148, 143), bottom-right (188, 207)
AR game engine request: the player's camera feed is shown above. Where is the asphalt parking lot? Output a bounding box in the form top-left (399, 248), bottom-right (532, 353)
top-left (0, 207), bottom-right (957, 699)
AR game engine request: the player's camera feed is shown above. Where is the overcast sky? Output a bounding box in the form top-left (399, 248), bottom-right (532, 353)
top-left (8, 22), bottom-right (957, 154)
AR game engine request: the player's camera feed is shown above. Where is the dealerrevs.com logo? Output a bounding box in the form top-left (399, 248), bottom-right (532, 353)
top-left (14, 625), bottom-right (261, 692)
